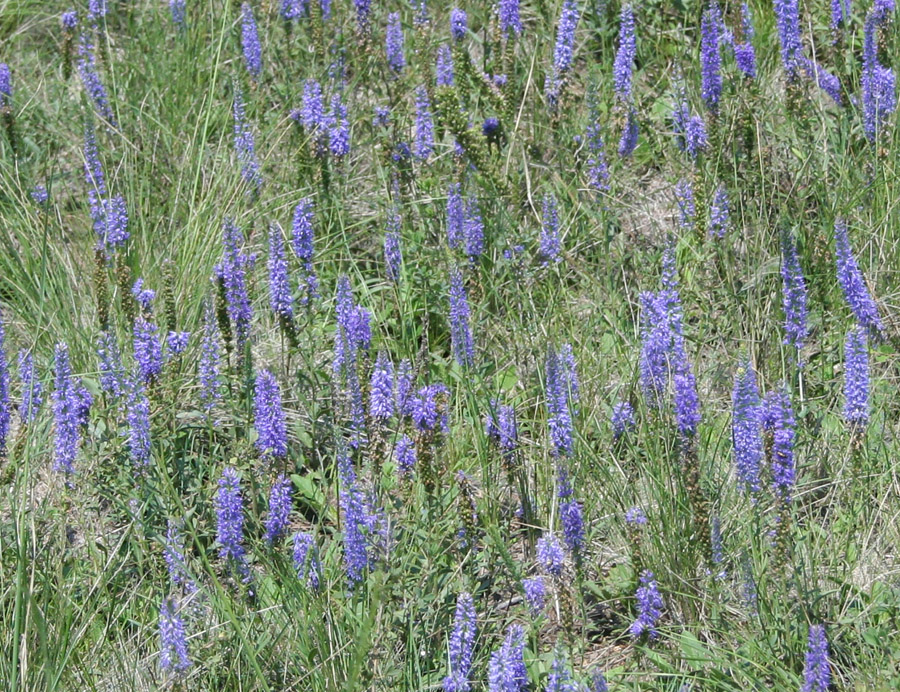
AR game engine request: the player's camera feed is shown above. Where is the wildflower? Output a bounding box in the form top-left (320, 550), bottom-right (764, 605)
top-left (18, 351), bottom-right (42, 423)
top-left (159, 598), bottom-right (190, 675)
top-left (268, 224), bottom-right (294, 321)
top-left (522, 576), bottom-right (546, 616)
top-left (498, 0), bottom-right (522, 36)
top-left (215, 219), bottom-right (254, 350)
top-left (126, 375), bottom-right (151, 468)
top-left (134, 319), bottom-right (163, 385)
top-left (436, 43), bottom-right (454, 86)
top-left (774, 0), bottom-right (802, 79)
top-left (62, 9), bottom-right (78, 30)
top-left (443, 592), bottom-right (477, 692)
top-left (53, 343), bottom-right (85, 477)
top-left (338, 449), bottom-right (379, 584)
top-left (546, 345), bottom-right (577, 456)
top-left (591, 670), bottom-right (609, 692)
top-left (292, 531), bottom-right (321, 590)
top-left (328, 92), bottom-right (351, 157)
top-left (700, 2), bottom-right (722, 113)
top-left (672, 337), bottom-right (700, 437)
top-left (395, 434), bottom-right (416, 476)
top-left (87, 0), bottom-right (107, 20)
top-left (132, 278), bottom-right (156, 312)
top-left (546, 656), bottom-right (579, 692)
top-left (449, 269), bottom-right (475, 367)
top-left (539, 193), bottom-right (561, 264)
top-left (167, 331), bottom-right (190, 357)
top-left (629, 570), bottom-right (663, 639)
top-left (354, 0), bottom-right (371, 33)
top-left (586, 119), bottom-right (610, 194)
top-left (0, 64), bottom-right (9, 113)
top-left (781, 233), bottom-right (809, 355)
top-left (450, 8), bottom-right (467, 40)
top-left (77, 32), bottom-right (115, 123)
top-left (862, 10), bottom-right (896, 142)
top-left (464, 194), bottom-right (483, 260)
top-left (0, 315), bottom-right (7, 453)
top-left (560, 495), bottom-right (584, 557)
top-left (199, 298), bottom-right (222, 412)
top-left (216, 466), bottom-right (246, 568)
top-left (625, 506), bottom-right (647, 525)
top-left (233, 88), bottom-right (262, 192)
top-left (265, 475), bottom-right (292, 543)
top-left (386, 13), bottom-right (405, 73)
top-left (611, 401), bottom-right (635, 439)
top-left (552, 0), bottom-right (580, 78)
top-left (801, 625), bottom-right (830, 692)
top-left (97, 330), bottom-right (125, 399)
top-left (254, 369), bottom-right (288, 459)
top-left (708, 185), bottom-right (730, 238)
top-left (618, 107), bottom-right (638, 157)
top-left (802, 59), bottom-right (842, 105)
top-left (486, 401), bottom-right (518, 457)
top-left (369, 352), bottom-right (395, 422)
top-left (834, 219), bottom-right (884, 336)
top-left (537, 533), bottom-right (565, 578)
top-left (299, 80), bottom-right (326, 135)
top-left (414, 86), bottom-right (434, 160)
top-left (488, 625), bottom-right (528, 692)
top-left (384, 221), bottom-right (402, 283)
top-left (673, 86), bottom-right (708, 159)
top-left (732, 362), bottom-right (763, 495)
top-left (30, 184), bottom-right (49, 207)
top-left (843, 326), bottom-right (870, 430)
top-left (447, 183), bottom-right (464, 249)
top-left (241, 3), bottom-right (262, 81)
top-left (408, 383), bottom-right (450, 431)
top-left (675, 178), bottom-right (696, 231)
top-left (734, 4), bottom-right (756, 78)
top-left (164, 519), bottom-right (196, 592)
top-left (612, 4), bottom-right (636, 102)
top-left (374, 105), bottom-right (390, 127)
top-left (639, 292), bottom-right (671, 407)
top-left (762, 387), bottom-right (796, 501)
top-left (292, 197), bottom-right (319, 304)
top-left (170, 0), bottom-right (186, 27)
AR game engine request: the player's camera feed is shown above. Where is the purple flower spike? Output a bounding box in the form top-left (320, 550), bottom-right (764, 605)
top-left (450, 8), bottom-right (467, 41)
top-left (159, 598), bottom-right (191, 675)
top-left (700, 2), bottom-right (722, 113)
top-left (834, 219), bottom-right (884, 336)
top-left (537, 532), bottom-right (565, 578)
top-left (241, 3), bottom-right (263, 81)
top-left (523, 576), bottom-right (546, 616)
top-left (449, 269), bottom-right (475, 367)
top-left (254, 369), bottom-right (288, 459)
top-left (487, 625), bottom-right (528, 692)
top-left (781, 233), bottom-right (809, 356)
top-left (265, 474), bottom-right (292, 543)
top-left (630, 570), bottom-right (663, 639)
top-left (801, 624), bottom-right (830, 692)
top-left (843, 326), bottom-right (870, 430)
top-left (612, 4), bottom-right (636, 103)
top-left (498, 0), bottom-right (522, 36)
top-left (763, 387), bottom-right (796, 501)
top-left (732, 361), bottom-right (763, 495)
top-left (216, 466), bottom-right (247, 571)
top-left (443, 592), bottom-right (477, 692)
top-left (386, 12), bottom-right (405, 73)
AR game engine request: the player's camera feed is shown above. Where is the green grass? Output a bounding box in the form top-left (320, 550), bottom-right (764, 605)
top-left (1, 0), bottom-right (900, 690)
